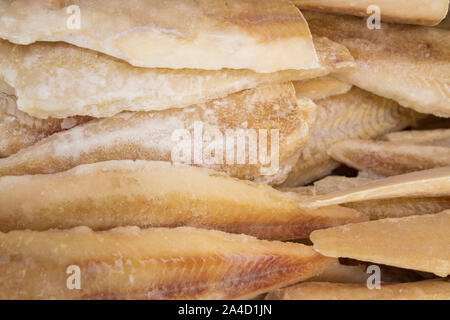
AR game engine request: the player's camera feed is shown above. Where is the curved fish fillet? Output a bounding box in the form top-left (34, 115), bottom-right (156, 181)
top-left (293, 0), bottom-right (449, 26)
top-left (292, 175), bottom-right (450, 220)
top-left (293, 76), bottom-right (352, 100)
top-left (310, 211), bottom-right (450, 277)
top-left (266, 281), bottom-right (450, 300)
top-left (280, 88), bottom-right (421, 187)
top-left (304, 11), bottom-right (450, 117)
top-left (0, 226), bottom-right (335, 300)
top-left (299, 167), bottom-right (450, 208)
top-left (329, 139), bottom-right (450, 176)
top-left (0, 97), bottom-right (90, 157)
top-left (0, 83), bottom-right (313, 185)
top-left (0, 160), bottom-right (364, 239)
top-left (384, 129), bottom-right (450, 147)
top-left (0, 37), bottom-right (353, 119)
top-left (0, 0), bottom-right (320, 72)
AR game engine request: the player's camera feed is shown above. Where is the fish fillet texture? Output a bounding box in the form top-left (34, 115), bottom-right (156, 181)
top-left (311, 211), bottom-right (450, 277)
top-left (0, 160), bottom-right (364, 239)
top-left (291, 175), bottom-right (450, 220)
top-left (329, 139), bottom-right (450, 177)
top-left (294, 0), bottom-right (449, 26)
top-left (0, 226), bottom-right (335, 300)
top-left (293, 76), bottom-right (352, 100)
top-left (0, 98), bottom-right (90, 157)
top-left (266, 281), bottom-right (450, 300)
top-left (0, 83), bottom-right (313, 185)
top-left (299, 167), bottom-right (450, 208)
top-left (304, 11), bottom-right (450, 117)
top-left (0, 0), bottom-right (319, 72)
top-left (384, 129), bottom-right (450, 147)
top-left (0, 37), bottom-right (353, 119)
top-left (280, 88), bottom-right (422, 187)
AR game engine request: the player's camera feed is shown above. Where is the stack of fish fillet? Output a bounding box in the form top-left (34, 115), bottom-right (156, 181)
top-left (0, 0), bottom-right (449, 300)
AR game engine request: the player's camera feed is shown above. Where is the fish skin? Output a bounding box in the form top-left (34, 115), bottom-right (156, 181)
top-left (0, 36), bottom-right (354, 119)
top-left (329, 139), bottom-right (450, 177)
top-left (293, 76), bottom-right (352, 100)
top-left (311, 211), bottom-right (450, 277)
top-left (0, 83), bottom-right (313, 186)
top-left (384, 129), bottom-right (450, 147)
top-left (299, 167), bottom-right (450, 209)
top-left (266, 281), bottom-right (450, 300)
top-left (0, 0), bottom-right (320, 72)
top-left (0, 160), bottom-right (364, 239)
top-left (280, 87), bottom-right (422, 187)
top-left (0, 226), bottom-right (336, 300)
top-left (291, 175), bottom-right (450, 220)
top-left (293, 0), bottom-right (450, 26)
top-left (304, 11), bottom-right (450, 117)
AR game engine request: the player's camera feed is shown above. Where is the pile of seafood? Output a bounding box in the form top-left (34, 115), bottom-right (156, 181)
top-left (0, 0), bottom-right (449, 300)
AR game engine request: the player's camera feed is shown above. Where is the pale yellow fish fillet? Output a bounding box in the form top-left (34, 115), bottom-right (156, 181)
top-left (384, 129), bottom-right (450, 147)
top-left (279, 88), bottom-right (422, 187)
top-left (0, 83), bottom-right (314, 185)
top-left (0, 226), bottom-right (335, 300)
top-left (299, 167), bottom-right (450, 209)
top-left (293, 76), bottom-right (352, 100)
top-left (0, 160), bottom-right (364, 239)
top-left (0, 37), bottom-right (353, 119)
top-left (294, 0), bottom-right (449, 26)
top-left (0, 98), bottom-right (90, 157)
top-left (311, 211), bottom-right (450, 277)
top-left (329, 139), bottom-right (450, 177)
top-left (266, 281), bottom-right (450, 300)
top-left (304, 11), bottom-right (450, 117)
top-left (0, 0), bottom-right (319, 72)
top-left (293, 175), bottom-right (450, 220)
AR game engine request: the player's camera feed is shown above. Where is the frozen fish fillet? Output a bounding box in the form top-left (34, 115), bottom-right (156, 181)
top-left (310, 211), bottom-right (450, 277)
top-left (293, 175), bottom-right (450, 220)
top-left (293, 77), bottom-right (352, 100)
top-left (0, 37), bottom-right (353, 119)
top-left (0, 0), bottom-right (319, 73)
top-left (299, 167), bottom-right (450, 208)
top-left (0, 83), bottom-right (313, 185)
top-left (304, 11), bottom-right (450, 117)
top-left (384, 129), bottom-right (450, 147)
top-left (329, 139), bottom-right (450, 177)
top-left (280, 88), bottom-right (421, 187)
top-left (0, 97), bottom-right (90, 157)
top-left (266, 281), bottom-right (450, 300)
top-left (0, 160), bottom-right (364, 239)
top-left (0, 226), bottom-right (335, 300)
top-left (294, 0), bottom-right (449, 26)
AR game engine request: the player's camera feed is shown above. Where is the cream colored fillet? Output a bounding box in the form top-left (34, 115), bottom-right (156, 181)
top-left (293, 77), bottom-right (352, 100)
top-left (290, 175), bottom-right (450, 220)
top-left (384, 129), bottom-right (450, 147)
top-left (0, 160), bottom-right (364, 239)
top-left (0, 83), bottom-right (314, 185)
top-left (329, 139), bottom-right (450, 176)
top-left (0, 0), bottom-right (319, 72)
top-left (299, 167), bottom-right (450, 209)
top-left (0, 226), bottom-right (335, 300)
top-left (0, 98), bottom-right (91, 157)
top-left (294, 0), bottom-right (449, 26)
top-left (0, 37), bottom-right (353, 119)
top-left (311, 211), bottom-right (450, 277)
top-left (305, 11), bottom-right (450, 117)
top-left (266, 281), bottom-right (450, 300)
top-left (279, 88), bottom-right (421, 187)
